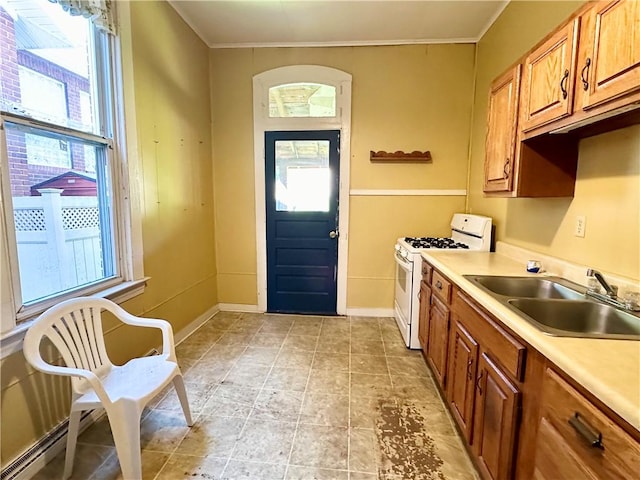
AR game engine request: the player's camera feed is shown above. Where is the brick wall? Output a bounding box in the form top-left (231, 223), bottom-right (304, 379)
top-left (1, 6), bottom-right (94, 196)
top-left (0, 7), bottom-right (20, 107)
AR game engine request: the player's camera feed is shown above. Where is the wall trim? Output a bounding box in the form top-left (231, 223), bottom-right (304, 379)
top-left (209, 38), bottom-right (478, 49)
top-left (173, 303), bottom-right (220, 344)
top-left (349, 189), bottom-right (467, 196)
top-left (346, 307), bottom-right (395, 317)
top-left (217, 303), bottom-right (261, 313)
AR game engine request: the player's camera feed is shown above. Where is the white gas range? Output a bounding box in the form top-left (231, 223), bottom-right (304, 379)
top-left (393, 213), bottom-right (493, 349)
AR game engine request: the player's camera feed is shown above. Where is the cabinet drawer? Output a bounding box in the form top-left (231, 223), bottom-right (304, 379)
top-left (539, 368), bottom-right (640, 479)
top-left (422, 261), bottom-right (432, 283)
top-left (454, 292), bottom-right (526, 381)
top-left (431, 270), bottom-right (451, 304)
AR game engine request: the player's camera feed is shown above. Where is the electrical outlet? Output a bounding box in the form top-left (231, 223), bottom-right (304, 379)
top-left (575, 215), bottom-right (586, 237)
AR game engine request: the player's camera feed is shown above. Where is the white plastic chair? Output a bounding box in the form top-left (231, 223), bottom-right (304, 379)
top-left (23, 297), bottom-right (193, 480)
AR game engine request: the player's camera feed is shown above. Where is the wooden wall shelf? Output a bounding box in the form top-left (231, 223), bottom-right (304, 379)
top-left (369, 150), bottom-right (432, 163)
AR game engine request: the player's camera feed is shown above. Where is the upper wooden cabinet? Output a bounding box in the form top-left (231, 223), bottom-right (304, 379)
top-left (483, 0), bottom-right (640, 197)
top-left (521, 0), bottom-right (640, 136)
top-left (520, 19), bottom-right (580, 131)
top-left (579, 0), bottom-right (640, 109)
top-left (484, 66), bottom-right (520, 193)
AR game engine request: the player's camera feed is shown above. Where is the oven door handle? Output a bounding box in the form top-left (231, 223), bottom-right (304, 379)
top-left (395, 252), bottom-right (412, 272)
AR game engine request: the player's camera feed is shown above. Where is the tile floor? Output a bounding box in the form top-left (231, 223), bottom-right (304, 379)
top-left (32, 312), bottom-right (479, 480)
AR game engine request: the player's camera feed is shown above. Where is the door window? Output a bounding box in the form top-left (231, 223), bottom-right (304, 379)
top-left (275, 140), bottom-right (330, 212)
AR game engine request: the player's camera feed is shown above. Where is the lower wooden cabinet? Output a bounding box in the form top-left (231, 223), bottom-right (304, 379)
top-left (448, 292), bottom-right (523, 480)
top-left (426, 294), bottom-right (450, 388)
top-left (417, 280), bottom-right (431, 351)
top-left (533, 368), bottom-right (640, 480)
top-left (418, 261), bottom-right (640, 480)
top-left (533, 417), bottom-right (597, 480)
top-left (472, 352), bottom-right (521, 480)
top-left (447, 321), bottom-right (478, 441)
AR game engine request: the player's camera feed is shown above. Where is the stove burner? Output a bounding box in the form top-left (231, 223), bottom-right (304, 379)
top-left (404, 236), bottom-right (470, 249)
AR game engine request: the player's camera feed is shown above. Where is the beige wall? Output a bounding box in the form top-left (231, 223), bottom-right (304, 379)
top-left (467, 1), bottom-right (640, 281)
top-left (211, 44), bottom-right (475, 308)
top-left (0, 1), bottom-right (216, 465)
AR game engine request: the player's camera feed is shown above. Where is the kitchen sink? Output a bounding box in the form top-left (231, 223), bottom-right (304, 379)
top-left (463, 275), bottom-right (640, 340)
top-left (508, 299), bottom-right (640, 340)
top-left (465, 275), bottom-right (585, 300)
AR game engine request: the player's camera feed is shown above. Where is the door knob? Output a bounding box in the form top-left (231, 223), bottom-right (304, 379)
top-left (329, 230), bottom-right (339, 239)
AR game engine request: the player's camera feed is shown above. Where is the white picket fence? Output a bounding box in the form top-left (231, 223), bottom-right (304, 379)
top-left (13, 188), bottom-right (104, 303)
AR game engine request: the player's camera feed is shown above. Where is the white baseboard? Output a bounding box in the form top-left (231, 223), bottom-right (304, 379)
top-left (217, 303), bottom-right (261, 313)
top-left (215, 304), bottom-right (393, 318)
top-left (346, 307), bottom-right (395, 317)
top-left (173, 303), bottom-right (220, 345)
top-left (2, 410), bottom-right (104, 480)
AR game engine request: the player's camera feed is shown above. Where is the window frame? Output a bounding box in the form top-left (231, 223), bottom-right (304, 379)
top-left (0, 2), bottom-right (146, 357)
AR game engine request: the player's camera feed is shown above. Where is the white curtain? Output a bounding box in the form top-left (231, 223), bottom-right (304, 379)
top-left (49, 0), bottom-right (115, 35)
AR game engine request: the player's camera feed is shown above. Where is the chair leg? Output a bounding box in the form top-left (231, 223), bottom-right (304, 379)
top-left (107, 401), bottom-right (143, 480)
top-left (173, 375), bottom-right (193, 426)
top-left (63, 410), bottom-right (82, 479)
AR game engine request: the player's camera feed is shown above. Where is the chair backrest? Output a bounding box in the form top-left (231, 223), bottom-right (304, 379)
top-left (24, 297), bottom-right (115, 395)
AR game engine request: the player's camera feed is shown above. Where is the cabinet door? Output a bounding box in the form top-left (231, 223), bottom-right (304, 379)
top-left (484, 65), bottom-right (520, 193)
top-left (580, 0), bottom-right (640, 109)
top-left (426, 295), bottom-right (450, 388)
top-left (537, 368), bottom-right (640, 479)
top-left (472, 353), bottom-right (521, 480)
top-left (521, 19), bottom-right (580, 131)
top-left (447, 321), bottom-right (478, 441)
top-left (532, 417), bottom-right (598, 480)
top-left (418, 281), bottom-right (431, 353)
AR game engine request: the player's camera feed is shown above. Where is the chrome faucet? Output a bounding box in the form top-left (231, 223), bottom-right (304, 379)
top-left (586, 268), bottom-right (618, 298)
top-left (585, 269), bottom-right (640, 312)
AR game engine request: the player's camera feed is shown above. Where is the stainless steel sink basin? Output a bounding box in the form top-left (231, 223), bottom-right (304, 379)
top-left (462, 274), bottom-right (640, 340)
top-left (507, 299), bottom-right (640, 340)
top-left (465, 275), bottom-right (585, 300)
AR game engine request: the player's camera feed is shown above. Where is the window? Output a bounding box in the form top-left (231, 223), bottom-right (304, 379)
top-left (274, 140), bottom-right (331, 211)
top-left (1, 0), bottom-right (125, 321)
top-left (18, 67), bottom-right (67, 124)
top-left (269, 83), bottom-right (337, 118)
top-left (24, 132), bottom-right (71, 168)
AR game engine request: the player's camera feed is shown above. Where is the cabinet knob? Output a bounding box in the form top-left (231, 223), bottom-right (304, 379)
top-left (436, 280), bottom-right (443, 289)
top-left (560, 69), bottom-right (570, 100)
top-left (581, 58), bottom-right (591, 91)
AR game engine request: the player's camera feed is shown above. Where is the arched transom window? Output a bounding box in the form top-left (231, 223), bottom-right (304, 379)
top-left (268, 83), bottom-right (337, 118)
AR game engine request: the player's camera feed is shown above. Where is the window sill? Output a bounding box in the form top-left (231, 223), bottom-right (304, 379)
top-left (0, 278), bottom-right (149, 360)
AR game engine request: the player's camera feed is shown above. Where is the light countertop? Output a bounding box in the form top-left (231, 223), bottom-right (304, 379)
top-left (421, 250), bottom-right (640, 432)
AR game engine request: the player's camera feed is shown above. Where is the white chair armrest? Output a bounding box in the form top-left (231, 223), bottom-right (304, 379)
top-left (105, 303), bottom-right (176, 362)
top-left (25, 353), bottom-right (112, 405)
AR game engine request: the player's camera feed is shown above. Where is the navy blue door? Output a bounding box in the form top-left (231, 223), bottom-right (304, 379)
top-left (265, 130), bottom-right (340, 314)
